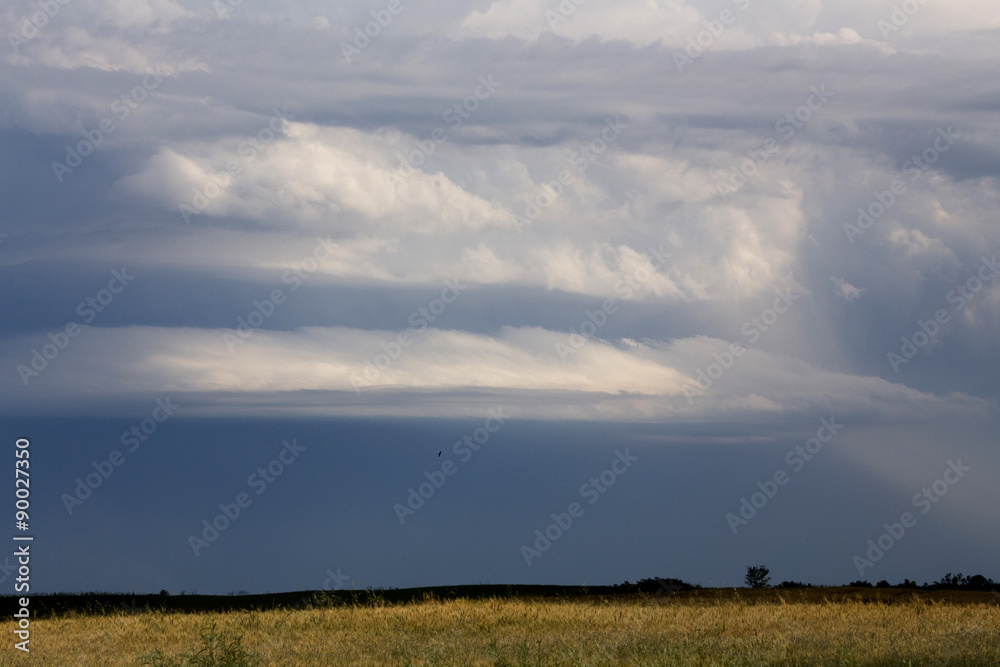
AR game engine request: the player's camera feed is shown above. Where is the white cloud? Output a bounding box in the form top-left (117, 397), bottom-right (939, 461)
top-left (832, 276), bottom-right (865, 302)
top-left (460, 0), bottom-right (704, 44)
top-left (113, 117), bottom-right (816, 302)
top-left (1, 0), bottom-right (199, 73)
top-left (119, 122), bottom-right (512, 235)
top-left (5, 0), bottom-right (1000, 423)
top-left (2, 325), bottom-right (990, 422)
top-left (456, 0), bottom-right (1000, 50)
top-left (767, 27), bottom-right (893, 54)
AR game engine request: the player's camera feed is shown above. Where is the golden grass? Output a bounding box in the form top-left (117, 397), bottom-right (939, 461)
top-left (3, 594), bottom-right (999, 666)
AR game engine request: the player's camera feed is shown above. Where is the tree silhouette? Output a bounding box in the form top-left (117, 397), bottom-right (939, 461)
top-left (745, 565), bottom-right (770, 589)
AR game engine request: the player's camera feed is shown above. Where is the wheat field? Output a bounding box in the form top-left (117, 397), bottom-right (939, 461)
top-left (3, 594), bottom-right (998, 666)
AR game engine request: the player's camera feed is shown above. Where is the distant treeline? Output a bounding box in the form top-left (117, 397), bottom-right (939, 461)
top-left (2, 573), bottom-right (996, 618)
top-left (617, 573), bottom-right (999, 592)
top-left (847, 573), bottom-right (998, 591)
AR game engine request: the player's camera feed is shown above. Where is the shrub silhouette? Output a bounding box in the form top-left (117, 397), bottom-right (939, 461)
top-left (139, 623), bottom-right (258, 667)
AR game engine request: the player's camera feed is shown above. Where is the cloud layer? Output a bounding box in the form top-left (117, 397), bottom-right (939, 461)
top-left (2, 0), bottom-right (999, 424)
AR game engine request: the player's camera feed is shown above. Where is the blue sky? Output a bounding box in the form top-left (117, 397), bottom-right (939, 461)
top-left (1, 0), bottom-right (999, 594)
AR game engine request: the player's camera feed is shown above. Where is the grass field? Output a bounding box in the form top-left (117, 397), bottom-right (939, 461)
top-left (3, 589), bottom-right (998, 666)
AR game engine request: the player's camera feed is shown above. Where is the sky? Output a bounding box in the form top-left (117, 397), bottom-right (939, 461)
top-left (1, 0), bottom-right (999, 595)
